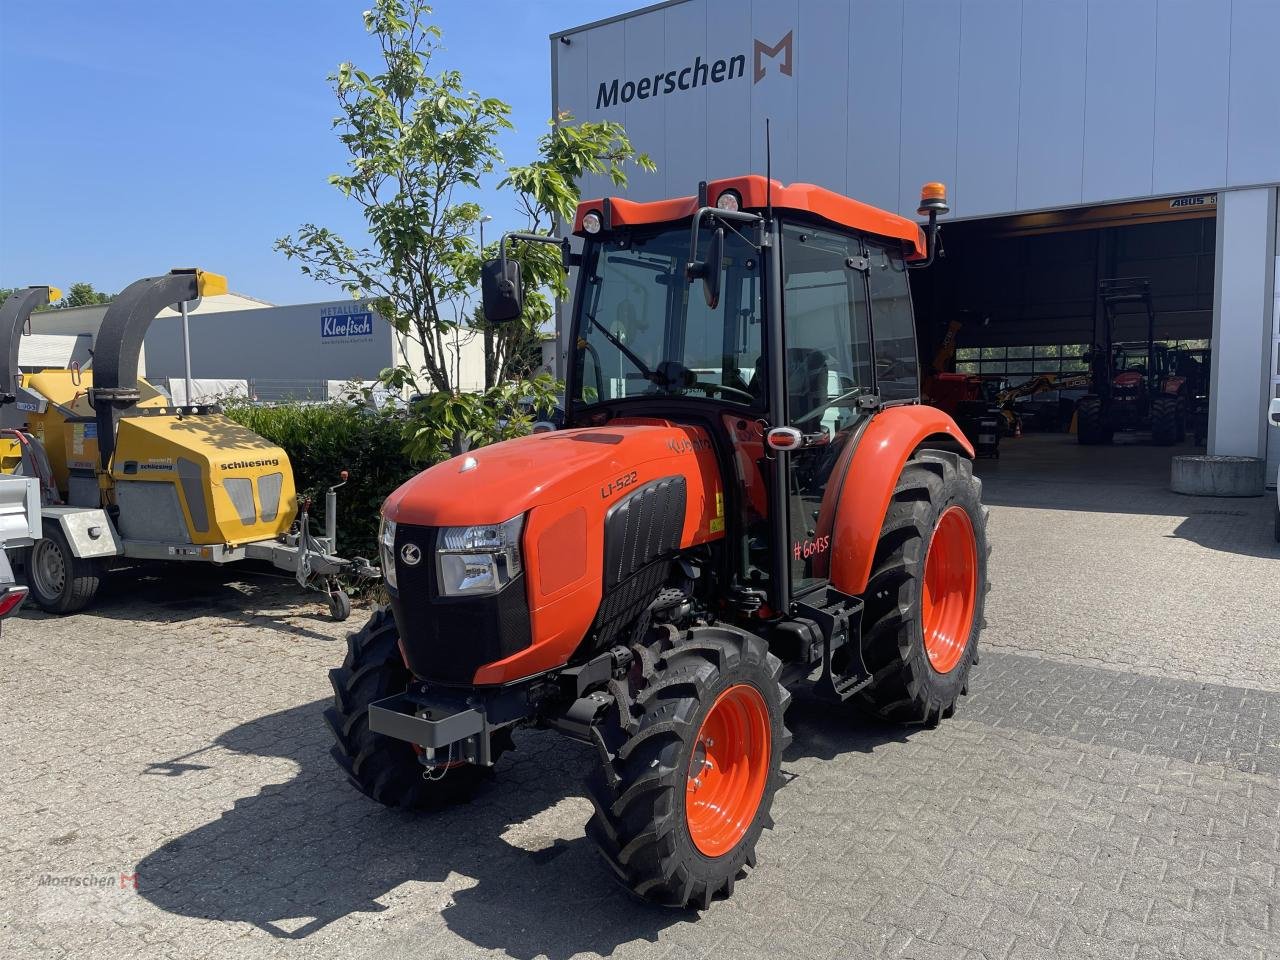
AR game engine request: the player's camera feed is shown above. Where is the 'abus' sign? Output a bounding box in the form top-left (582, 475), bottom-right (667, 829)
top-left (595, 31), bottom-right (794, 110)
top-left (320, 311), bottom-right (373, 339)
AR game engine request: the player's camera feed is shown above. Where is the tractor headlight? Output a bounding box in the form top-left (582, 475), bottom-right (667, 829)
top-left (378, 516), bottom-right (398, 590)
top-left (436, 514), bottom-right (524, 597)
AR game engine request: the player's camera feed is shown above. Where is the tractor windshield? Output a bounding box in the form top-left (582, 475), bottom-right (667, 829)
top-left (572, 225), bottom-right (763, 409)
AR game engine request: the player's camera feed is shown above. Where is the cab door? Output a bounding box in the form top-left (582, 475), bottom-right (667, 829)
top-left (778, 224), bottom-right (874, 597)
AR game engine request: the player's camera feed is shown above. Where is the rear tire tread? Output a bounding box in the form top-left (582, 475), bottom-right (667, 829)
top-left (854, 453), bottom-right (988, 724)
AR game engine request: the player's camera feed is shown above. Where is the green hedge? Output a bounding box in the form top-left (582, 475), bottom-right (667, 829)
top-left (223, 400), bottom-right (418, 559)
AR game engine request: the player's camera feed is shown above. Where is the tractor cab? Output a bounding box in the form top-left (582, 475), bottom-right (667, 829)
top-left (486, 176), bottom-right (952, 613)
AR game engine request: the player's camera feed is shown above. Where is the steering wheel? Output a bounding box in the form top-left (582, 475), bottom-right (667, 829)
top-left (688, 381), bottom-right (754, 403)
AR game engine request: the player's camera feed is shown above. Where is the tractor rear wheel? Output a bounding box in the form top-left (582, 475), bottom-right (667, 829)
top-left (1076, 396), bottom-right (1111, 445)
top-left (25, 525), bottom-right (101, 614)
top-left (325, 608), bottom-right (504, 809)
top-left (854, 450), bottom-right (989, 725)
top-left (586, 626), bottom-right (790, 909)
top-left (1150, 396), bottom-right (1180, 445)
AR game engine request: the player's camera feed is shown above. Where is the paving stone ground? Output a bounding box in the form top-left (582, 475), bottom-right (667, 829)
top-left (1, 433), bottom-right (1277, 960)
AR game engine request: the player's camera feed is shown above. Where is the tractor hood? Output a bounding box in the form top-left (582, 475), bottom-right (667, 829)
top-left (383, 422), bottom-right (718, 527)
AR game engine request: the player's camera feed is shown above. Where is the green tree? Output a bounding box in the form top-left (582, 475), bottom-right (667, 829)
top-left (57, 282), bottom-right (113, 308)
top-left (0, 283), bottom-right (112, 311)
top-left (277, 0), bottom-right (511, 398)
top-left (479, 113), bottom-right (654, 389)
top-left (278, 0), bottom-right (652, 462)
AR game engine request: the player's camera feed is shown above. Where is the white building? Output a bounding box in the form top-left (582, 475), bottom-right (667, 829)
top-left (25, 295), bottom-right (500, 402)
top-left (552, 0), bottom-right (1280, 475)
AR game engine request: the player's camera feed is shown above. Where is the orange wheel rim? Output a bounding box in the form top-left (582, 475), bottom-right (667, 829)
top-left (685, 683), bottom-right (772, 858)
top-left (921, 505), bottom-right (978, 675)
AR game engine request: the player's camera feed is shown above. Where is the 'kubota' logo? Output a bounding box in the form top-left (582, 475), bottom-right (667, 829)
top-left (753, 31), bottom-right (793, 83)
top-left (593, 30), bottom-right (794, 110)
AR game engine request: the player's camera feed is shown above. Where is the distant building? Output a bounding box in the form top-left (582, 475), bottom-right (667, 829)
top-left (24, 294), bottom-right (551, 403)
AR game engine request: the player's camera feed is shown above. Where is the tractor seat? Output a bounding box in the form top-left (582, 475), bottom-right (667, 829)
top-left (786, 348), bottom-right (829, 422)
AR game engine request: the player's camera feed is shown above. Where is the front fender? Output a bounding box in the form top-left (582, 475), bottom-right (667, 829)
top-left (827, 405), bottom-right (973, 596)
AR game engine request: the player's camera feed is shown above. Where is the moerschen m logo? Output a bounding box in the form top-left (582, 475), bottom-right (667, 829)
top-left (320, 311), bottom-right (374, 339)
top-left (594, 30), bottom-right (794, 109)
top-left (754, 31), bottom-right (793, 82)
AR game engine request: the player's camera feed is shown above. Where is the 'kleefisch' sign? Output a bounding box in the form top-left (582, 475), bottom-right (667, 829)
top-left (320, 310), bottom-right (374, 339)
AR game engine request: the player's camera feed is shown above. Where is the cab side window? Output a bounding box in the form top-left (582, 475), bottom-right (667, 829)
top-left (866, 243), bottom-right (919, 402)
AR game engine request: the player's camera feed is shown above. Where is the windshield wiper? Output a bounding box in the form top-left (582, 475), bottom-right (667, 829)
top-left (586, 314), bottom-right (658, 384)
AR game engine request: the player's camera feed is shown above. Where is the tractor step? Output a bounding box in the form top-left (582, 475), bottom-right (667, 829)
top-left (776, 588), bottom-right (869, 701)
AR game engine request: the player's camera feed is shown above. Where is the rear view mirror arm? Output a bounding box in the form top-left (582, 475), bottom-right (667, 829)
top-left (500, 232), bottom-right (578, 272)
top-left (685, 207), bottom-right (762, 282)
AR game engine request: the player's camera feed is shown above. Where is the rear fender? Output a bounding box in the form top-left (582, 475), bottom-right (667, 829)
top-left (827, 405), bottom-right (973, 596)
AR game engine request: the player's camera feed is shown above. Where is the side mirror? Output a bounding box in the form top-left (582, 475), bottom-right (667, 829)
top-left (686, 227), bottom-right (726, 309)
top-left (481, 258), bottom-right (523, 323)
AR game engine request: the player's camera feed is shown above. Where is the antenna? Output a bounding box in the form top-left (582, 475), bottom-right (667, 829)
top-left (765, 118), bottom-right (773, 220)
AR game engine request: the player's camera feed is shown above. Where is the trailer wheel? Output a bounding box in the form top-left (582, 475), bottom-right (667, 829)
top-left (586, 626), bottom-right (790, 909)
top-left (854, 451), bottom-right (989, 725)
top-left (1076, 396), bottom-right (1111, 445)
top-left (325, 608), bottom-right (505, 809)
top-left (1150, 396), bottom-right (1180, 446)
top-left (326, 586), bottom-right (352, 622)
top-left (26, 525), bottom-right (101, 614)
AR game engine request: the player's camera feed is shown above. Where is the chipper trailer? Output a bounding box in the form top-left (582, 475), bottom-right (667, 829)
top-left (0, 272), bottom-right (376, 619)
top-left (327, 176), bottom-right (990, 907)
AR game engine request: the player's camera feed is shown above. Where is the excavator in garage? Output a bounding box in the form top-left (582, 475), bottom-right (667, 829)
top-left (326, 176), bottom-right (991, 908)
top-left (0, 273), bottom-right (375, 618)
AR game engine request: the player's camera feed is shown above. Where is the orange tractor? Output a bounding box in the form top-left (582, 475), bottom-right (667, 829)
top-left (327, 176), bottom-right (990, 907)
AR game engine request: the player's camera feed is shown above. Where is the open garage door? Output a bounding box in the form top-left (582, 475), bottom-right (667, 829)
top-left (911, 193), bottom-right (1216, 450)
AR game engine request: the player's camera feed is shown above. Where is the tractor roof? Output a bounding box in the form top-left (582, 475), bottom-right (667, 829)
top-left (573, 174), bottom-right (927, 259)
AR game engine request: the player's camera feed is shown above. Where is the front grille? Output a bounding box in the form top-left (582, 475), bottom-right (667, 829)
top-left (389, 523), bottom-right (533, 685)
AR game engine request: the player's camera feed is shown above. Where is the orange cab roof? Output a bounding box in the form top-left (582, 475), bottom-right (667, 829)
top-left (573, 174), bottom-right (928, 259)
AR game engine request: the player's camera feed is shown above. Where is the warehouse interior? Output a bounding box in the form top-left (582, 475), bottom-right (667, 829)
top-left (908, 195), bottom-right (1217, 464)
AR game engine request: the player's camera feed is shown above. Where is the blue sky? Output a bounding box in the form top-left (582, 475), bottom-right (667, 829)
top-left (0, 1), bottom-right (642, 303)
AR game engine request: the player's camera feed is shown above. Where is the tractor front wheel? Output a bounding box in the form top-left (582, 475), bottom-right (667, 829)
top-left (586, 626), bottom-right (790, 909)
top-left (854, 450), bottom-right (989, 725)
top-left (1076, 396), bottom-right (1111, 445)
top-left (1150, 396), bottom-right (1180, 445)
top-left (325, 608), bottom-right (504, 809)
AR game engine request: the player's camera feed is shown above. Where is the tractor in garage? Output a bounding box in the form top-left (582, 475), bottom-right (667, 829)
top-left (326, 176), bottom-right (990, 907)
top-left (1076, 278), bottom-right (1189, 445)
top-left (0, 274), bottom-right (376, 618)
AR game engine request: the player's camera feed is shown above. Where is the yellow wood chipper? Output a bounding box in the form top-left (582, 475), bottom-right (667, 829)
top-left (0, 270), bottom-right (377, 619)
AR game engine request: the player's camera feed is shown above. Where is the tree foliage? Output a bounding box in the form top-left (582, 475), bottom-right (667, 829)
top-left (279, 0), bottom-right (653, 462)
top-left (277, 0), bottom-right (510, 397)
top-left (59, 282), bottom-right (113, 308)
top-left (0, 283), bottom-right (113, 311)
top-left (477, 114), bottom-right (654, 389)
